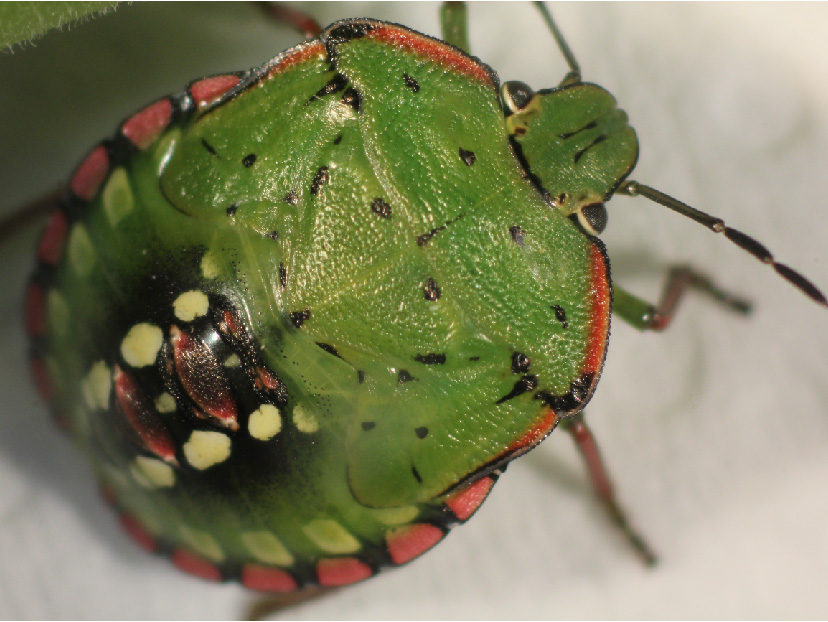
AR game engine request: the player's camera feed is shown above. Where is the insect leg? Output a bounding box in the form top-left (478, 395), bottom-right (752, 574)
top-left (439, 2), bottom-right (470, 53)
top-left (561, 413), bottom-right (657, 566)
top-left (254, 2), bottom-right (322, 39)
top-left (0, 188), bottom-right (63, 244)
top-left (613, 267), bottom-right (752, 331)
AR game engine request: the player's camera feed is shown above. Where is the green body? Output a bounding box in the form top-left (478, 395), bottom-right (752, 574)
top-left (34, 19), bottom-right (637, 585)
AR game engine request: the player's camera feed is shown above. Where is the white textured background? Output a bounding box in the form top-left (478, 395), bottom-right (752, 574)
top-left (1, 2), bottom-right (827, 619)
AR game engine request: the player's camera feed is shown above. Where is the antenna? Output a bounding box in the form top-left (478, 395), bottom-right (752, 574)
top-left (533, 2), bottom-right (581, 85)
top-left (619, 181), bottom-right (828, 307)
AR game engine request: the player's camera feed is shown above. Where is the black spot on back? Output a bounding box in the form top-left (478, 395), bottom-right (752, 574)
top-left (371, 198), bottom-right (392, 219)
top-left (509, 225), bottom-right (525, 246)
top-left (411, 465), bottom-right (423, 484)
top-left (311, 166), bottom-right (329, 195)
top-left (398, 369), bottom-right (416, 384)
top-left (361, 421), bottom-right (376, 431)
top-left (496, 375), bottom-right (538, 405)
top-left (333, 134), bottom-right (343, 145)
top-left (265, 230), bottom-right (278, 241)
top-left (201, 138), bottom-right (218, 156)
top-left (414, 353), bottom-right (446, 365)
top-left (424, 278), bottom-right (441, 301)
top-left (534, 372), bottom-right (595, 415)
top-left (290, 309), bottom-right (310, 328)
top-left (307, 73), bottom-right (347, 104)
top-left (511, 352), bottom-right (530, 374)
top-left (226, 204), bottom-right (238, 218)
top-left (459, 147), bottom-right (476, 166)
top-left (415, 426), bottom-right (428, 439)
top-left (340, 87), bottom-right (362, 112)
top-left (241, 154), bottom-right (257, 168)
top-left (357, 370), bottom-right (365, 384)
top-left (279, 263), bottom-right (287, 291)
top-left (316, 342), bottom-right (342, 359)
top-left (403, 73), bottom-right (420, 92)
top-left (552, 304), bottom-right (569, 329)
top-left (283, 190), bottom-right (298, 205)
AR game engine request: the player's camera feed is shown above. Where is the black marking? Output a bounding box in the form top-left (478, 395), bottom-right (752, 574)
top-left (310, 166), bottom-right (329, 195)
top-left (398, 369), bottom-right (416, 384)
top-left (552, 305), bottom-right (569, 329)
top-left (535, 373), bottom-right (595, 415)
top-left (361, 421), bottom-right (376, 431)
top-left (509, 225), bottom-right (525, 246)
top-left (459, 147), bottom-right (476, 166)
top-left (357, 370), bottom-right (366, 384)
top-left (307, 74), bottom-right (347, 104)
top-left (324, 22), bottom-right (376, 47)
top-left (283, 190), bottom-right (298, 205)
top-left (264, 230), bottom-right (279, 241)
top-left (469, 356), bottom-right (480, 362)
top-left (241, 153), bottom-right (257, 168)
top-left (511, 352), bottom-right (530, 374)
top-left (340, 87), bottom-right (362, 112)
top-left (415, 426), bottom-right (429, 439)
top-left (496, 375), bottom-right (538, 405)
top-left (316, 342), bottom-right (342, 359)
top-left (573, 134), bottom-right (607, 164)
top-left (371, 198), bottom-right (392, 219)
top-left (333, 134), bottom-right (343, 145)
top-left (279, 263), bottom-right (287, 291)
top-left (423, 277), bottom-right (441, 301)
top-left (414, 353), bottom-right (446, 365)
top-left (558, 120), bottom-right (598, 140)
top-left (403, 73), bottom-right (420, 92)
top-left (289, 309), bottom-right (310, 328)
top-left (226, 204), bottom-right (238, 218)
top-left (417, 214), bottom-right (464, 246)
top-left (411, 465), bottom-right (423, 484)
top-left (201, 138), bottom-right (218, 156)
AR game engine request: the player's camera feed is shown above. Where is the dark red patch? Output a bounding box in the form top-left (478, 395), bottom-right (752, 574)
top-left (316, 557), bottom-right (372, 587)
top-left (113, 366), bottom-right (178, 464)
top-left (36, 209), bottom-right (68, 265)
top-left (100, 483), bottom-right (117, 506)
top-left (366, 26), bottom-right (494, 87)
top-left (190, 75), bottom-right (242, 108)
top-left (121, 98), bottom-right (173, 150)
top-left (445, 476), bottom-right (495, 522)
top-left (118, 513), bottom-right (158, 553)
top-left (170, 326), bottom-right (239, 430)
top-left (24, 283), bottom-right (46, 336)
top-left (583, 243), bottom-right (611, 377)
top-left (385, 523), bottom-right (444, 565)
top-left (241, 564), bottom-right (299, 592)
top-left (172, 549), bottom-right (222, 583)
top-left (69, 145), bottom-right (109, 201)
top-left (267, 41), bottom-right (326, 78)
top-left (29, 357), bottom-right (53, 401)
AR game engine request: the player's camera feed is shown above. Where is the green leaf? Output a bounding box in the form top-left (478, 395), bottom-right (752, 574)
top-left (0, 1), bottom-right (119, 50)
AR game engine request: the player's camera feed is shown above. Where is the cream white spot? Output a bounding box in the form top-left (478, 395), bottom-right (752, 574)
top-left (248, 404), bottom-right (282, 441)
top-left (173, 290), bottom-right (209, 322)
top-left (131, 456), bottom-right (175, 488)
top-left (302, 519), bottom-right (360, 554)
top-left (154, 392), bottom-right (177, 414)
top-left (183, 430), bottom-right (231, 470)
top-left (46, 290), bottom-right (69, 336)
top-left (67, 224), bottom-right (96, 276)
top-left (224, 353), bottom-right (241, 368)
top-left (121, 323), bottom-right (163, 368)
top-left (102, 167), bottom-right (134, 227)
top-left (370, 505), bottom-right (420, 526)
top-left (82, 361), bottom-right (111, 411)
top-left (179, 526), bottom-right (224, 562)
top-left (292, 403), bottom-right (319, 433)
top-left (241, 531), bottom-right (294, 566)
top-left (200, 250), bottom-right (219, 279)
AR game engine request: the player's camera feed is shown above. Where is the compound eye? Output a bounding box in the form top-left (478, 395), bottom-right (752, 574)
top-left (501, 81), bottom-right (535, 114)
top-left (572, 202), bottom-right (608, 236)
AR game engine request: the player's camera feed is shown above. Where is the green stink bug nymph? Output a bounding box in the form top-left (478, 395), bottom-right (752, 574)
top-left (4, 3), bottom-right (828, 618)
